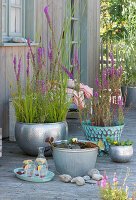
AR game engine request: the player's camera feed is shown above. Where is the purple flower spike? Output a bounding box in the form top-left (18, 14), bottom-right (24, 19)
top-left (27, 38), bottom-right (31, 48)
top-left (95, 77), bottom-right (99, 87)
top-left (44, 6), bottom-right (51, 24)
top-left (27, 52), bottom-right (30, 60)
top-left (110, 52), bottom-right (114, 66)
top-left (62, 66), bottom-right (73, 79)
top-left (117, 70), bottom-right (120, 78)
top-left (94, 92), bottom-right (98, 97)
top-left (118, 97), bottom-right (123, 108)
top-left (103, 71), bottom-right (106, 86)
top-left (119, 66), bottom-right (122, 72)
top-left (18, 58), bottom-right (21, 73)
top-left (26, 66), bottom-right (29, 78)
top-left (13, 56), bottom-right (17, 74)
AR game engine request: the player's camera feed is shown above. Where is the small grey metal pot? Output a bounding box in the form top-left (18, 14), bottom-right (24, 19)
top-left (53, 140), bottom-right (98, 177)
top-left (109, 145), bottom-right (133, 163)
top-left (15, 121), bottom-right (68, 156)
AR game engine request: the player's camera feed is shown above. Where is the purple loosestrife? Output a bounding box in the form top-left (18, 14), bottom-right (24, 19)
top-left (61, 66), bottom-right (73, 79)
top-left (103, 71), bottom-right (106, 86)
top-left (26, 52), bottom-right (30, 78)
top-left (27, 38), bottom-right (35, 66)
top-left (47, 41), bottom-right (53, 61)
top-left (95, 77), bottom-right (99, 87)
top-left (16, 58), bottom-right (21, 82)
top-left (110, 52), bottom-right (114, 66)
top-left (44, 6), bottom-right (51, 27)
top-left (94, 92), bottom-right (98, 97)
top-left (13, 56), bottom-right (17, 74)
top-left (118, 97), bottom-right (123, 108)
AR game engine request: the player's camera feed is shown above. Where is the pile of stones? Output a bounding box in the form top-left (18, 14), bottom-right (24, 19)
top-left (59, 169), bottom-right (103, 186)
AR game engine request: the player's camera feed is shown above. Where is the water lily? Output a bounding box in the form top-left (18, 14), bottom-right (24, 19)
top-left (72, 138), bottom-right (78, 143)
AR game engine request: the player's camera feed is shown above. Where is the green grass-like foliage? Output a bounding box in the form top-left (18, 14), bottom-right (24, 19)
top-left (107, 137), bottom-right (133, 146)
top-left (9, 1), bottom-right (87, 123)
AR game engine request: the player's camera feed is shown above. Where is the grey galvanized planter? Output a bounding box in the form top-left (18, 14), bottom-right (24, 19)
top-left (15, 121), bottom-right (68, 156)
top-left (109, 145), bottom-right (133, 163)
top-left (121, 86), bottom-right (136, 107)
top-left (53, 140), bottom-right (98, 177)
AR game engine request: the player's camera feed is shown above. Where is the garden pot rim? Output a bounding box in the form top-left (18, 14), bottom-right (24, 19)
top-left (122, 86), bottom-right (136, 89)
top-left (16, 121), bottom-right (67, 125)
top-left (110, 145), bottom-right (133, 148)
top-left (82, 122), bottom-right (124, 129)
top-left (53, 140), bottom-right (98, 152)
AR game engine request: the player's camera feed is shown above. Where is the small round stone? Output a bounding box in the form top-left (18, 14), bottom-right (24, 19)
top-left (92, 174), bottom-right (103, 181)
top-left (59, 174), bottom-right (72, 183)
top-left (76, 177), bottom-right (85, 186)
top-left (88, 169), bottom-right (100, 177)
top-left (71, 177), bottom-right (85, 186)
top-left (86, 180), bottom-right (97, 184)
top-left (83, 175), bottom-right (90, 181)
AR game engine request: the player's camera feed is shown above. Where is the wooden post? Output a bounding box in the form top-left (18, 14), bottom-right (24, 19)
top-left (0, 0), bottom-right (2, 44)
top-left (0, 128), bottom-right (2, 157)
top-left (87, 0), bottom-right (100, 88)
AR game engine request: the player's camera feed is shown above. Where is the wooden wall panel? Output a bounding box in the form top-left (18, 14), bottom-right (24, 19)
top-left (0, 0), bottom-right (2, 43)
top-left (87, 0), bottom-right (100, 88)
top-left (0, 47), bottom-right (6, 136)
top-left (0, 128), bottom-right (2, 157)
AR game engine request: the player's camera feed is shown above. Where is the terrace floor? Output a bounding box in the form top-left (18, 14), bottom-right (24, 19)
top-left (0, 109), bottom-right (136, 200)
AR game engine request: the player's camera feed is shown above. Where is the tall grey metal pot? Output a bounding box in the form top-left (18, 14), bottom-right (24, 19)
top-left (121, 86), bottom-right (136, 107)
top-left (15, 121), bottom-right (68, 156)
top-left (53, 140), bottom-right (98, 177)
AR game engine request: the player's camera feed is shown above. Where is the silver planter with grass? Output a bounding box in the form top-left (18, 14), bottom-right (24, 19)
top-left (15, 121), bottom-right (68, 156)
top-left (53, 140), bottom-right (98, 177)
top-left (109, 145), bottom-right (133, 163)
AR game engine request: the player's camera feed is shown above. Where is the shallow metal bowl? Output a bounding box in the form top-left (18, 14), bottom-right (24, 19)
top-left (109, 145), bottom-right (133, 163)
top-left (53, 140), bottom-right (98, 177)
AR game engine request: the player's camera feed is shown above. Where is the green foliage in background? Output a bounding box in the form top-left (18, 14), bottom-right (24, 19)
top-left (100, 0), bottom-right (136, 43)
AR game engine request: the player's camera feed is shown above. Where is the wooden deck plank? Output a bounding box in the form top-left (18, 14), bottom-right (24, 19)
top-left (0, 109), bottom-right (136, 199)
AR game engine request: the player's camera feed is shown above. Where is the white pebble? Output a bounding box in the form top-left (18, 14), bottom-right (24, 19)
top-left (88, 169), bottom-right (100, 177)
top-left (59, 174), bottom-right (72, 183)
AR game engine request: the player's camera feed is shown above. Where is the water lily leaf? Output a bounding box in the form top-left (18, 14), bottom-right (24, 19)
top-left (98, 140), bottom-right (104, 150)
top-left (67, 138), bottom-right (73, 144)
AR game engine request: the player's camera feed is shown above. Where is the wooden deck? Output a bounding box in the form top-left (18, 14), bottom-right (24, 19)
top-left (0, 109), bottom-right (136, 200)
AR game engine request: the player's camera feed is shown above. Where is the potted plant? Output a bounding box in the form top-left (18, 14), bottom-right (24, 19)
top-left (79, 53), bottom-right (130, 156)
top-left (45, 137), bottom-right (104, 177)
top-left (9, 5), bottom-right (76, 156)
top-left (107, 137), bottom-right (133, 163)
top-left (9, 3), bottom-right (87, 156)
top-left (117, 33), bottom-right (136, 107)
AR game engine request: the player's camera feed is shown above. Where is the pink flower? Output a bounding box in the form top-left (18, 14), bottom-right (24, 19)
top-left (104, 171), bottom-right (108, 181)
top-left (96, 181), bottom-right (100, 186)
top-left (101, 178), bottom-right (106, 188)
top-left (113, 172), bottom-right (118, 183)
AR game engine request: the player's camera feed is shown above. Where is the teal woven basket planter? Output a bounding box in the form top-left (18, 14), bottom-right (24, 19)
top-left (82, 122), bottom-right (124, 156)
